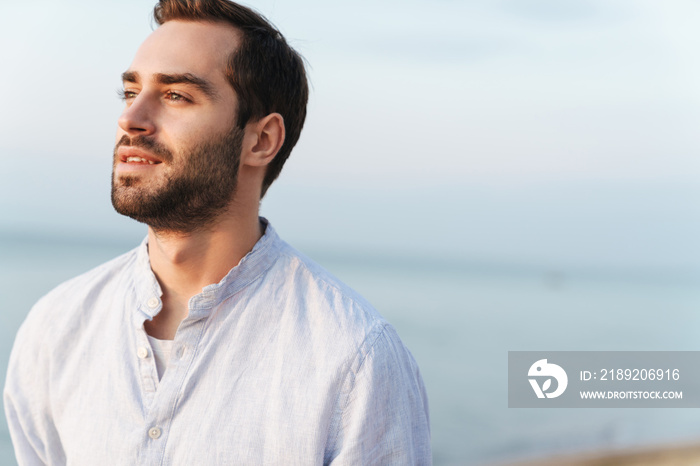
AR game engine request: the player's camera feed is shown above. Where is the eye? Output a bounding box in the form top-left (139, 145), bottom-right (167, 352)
top-left (165, 91), bottom-right (191, 103)
top-left (117, 89), bottom-right (137, 101)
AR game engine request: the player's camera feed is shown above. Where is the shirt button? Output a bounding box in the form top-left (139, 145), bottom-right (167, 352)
top-left (148, 427), bottom-right (162, 439)
top-left (137, 347), bottom-right (149, 359)
top-left (147, 297), bottom-right (160, 308)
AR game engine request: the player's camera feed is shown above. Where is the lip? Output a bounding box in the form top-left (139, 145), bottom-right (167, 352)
top-left (114, 146), bottom-right (164, 176)
top-left (116, 146), bottom-right (163, 164)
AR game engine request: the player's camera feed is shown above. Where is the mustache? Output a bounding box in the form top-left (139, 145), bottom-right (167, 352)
top-left (114, 135), bottom-right (174, 163)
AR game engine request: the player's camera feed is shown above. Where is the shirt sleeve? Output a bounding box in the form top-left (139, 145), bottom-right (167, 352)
top-left (4, 306), bottom-right (66, 466)
top-left (325, 324), bottom-right (432, 465)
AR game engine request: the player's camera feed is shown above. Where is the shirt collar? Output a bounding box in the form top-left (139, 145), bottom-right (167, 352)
top-left (132, 217), bottom-right (280, 321)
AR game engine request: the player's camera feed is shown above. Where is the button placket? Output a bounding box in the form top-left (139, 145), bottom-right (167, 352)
top-left (136, 338), bottom-right (157, 393)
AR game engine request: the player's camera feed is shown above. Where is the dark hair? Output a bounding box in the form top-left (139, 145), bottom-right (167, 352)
top-left (153, 0), bottom-right (309, 197)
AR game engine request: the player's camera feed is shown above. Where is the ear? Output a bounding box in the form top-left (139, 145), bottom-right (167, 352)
top-left (241, 113), bottom-right (285, 167)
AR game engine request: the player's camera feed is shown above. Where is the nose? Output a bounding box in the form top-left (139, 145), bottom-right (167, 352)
top-left (117, 93), bottom-right (157, 136)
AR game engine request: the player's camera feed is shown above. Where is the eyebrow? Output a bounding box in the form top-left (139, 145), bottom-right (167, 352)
top-left (121, 70), bottom-right (220, 101)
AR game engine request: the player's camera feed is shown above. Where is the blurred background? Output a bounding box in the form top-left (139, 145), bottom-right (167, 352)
top-left (2, 0), bottom-right (700, 464)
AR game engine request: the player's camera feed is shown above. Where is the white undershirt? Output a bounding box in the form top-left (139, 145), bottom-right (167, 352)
top-left (147, 335), bottom-right (174, 381)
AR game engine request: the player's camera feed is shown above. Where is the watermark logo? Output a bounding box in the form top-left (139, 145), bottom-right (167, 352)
top-left (528, 359), bottom-right (568, 399)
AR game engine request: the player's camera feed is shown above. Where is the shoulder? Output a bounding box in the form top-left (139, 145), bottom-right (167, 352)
top-left (15, 246), bottom-right (140, 348)
top-left (270, 238), bottom-right (386, 335)
top-left (271, 237), bottom-right (429, 398)
top-left (275, 239), bottom-right (374, 307)
top-left (263, 234), bottom-right (417, 377)
top-left (5, 244), bottom-right (141, 406)
top-left (267, 237), bottom-right (431, 459)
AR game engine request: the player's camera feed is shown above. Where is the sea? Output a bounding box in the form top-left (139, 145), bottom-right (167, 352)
top-left (1, 231), bottom-right (700, 465)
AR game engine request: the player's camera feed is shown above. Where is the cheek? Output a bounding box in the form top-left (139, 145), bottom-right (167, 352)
top-left (168, 127), bottom-right (215, 153)
top-left (162, 122), bottom-right (198, 148)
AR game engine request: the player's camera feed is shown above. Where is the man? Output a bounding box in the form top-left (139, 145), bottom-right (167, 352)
top-left (4, 0), bottom-right (431, 464)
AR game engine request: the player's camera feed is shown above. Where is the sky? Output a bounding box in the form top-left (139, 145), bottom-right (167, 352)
top-left (1, 0), bottom-right (700, 270)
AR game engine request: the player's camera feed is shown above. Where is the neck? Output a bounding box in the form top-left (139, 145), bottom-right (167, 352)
top-left (148, 210), bottom-right (262, 298)
top-left (144, 200), bottom-right (262, 340)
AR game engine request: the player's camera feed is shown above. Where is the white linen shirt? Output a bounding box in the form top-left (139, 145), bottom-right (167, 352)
top-left (4, 221), bottom-right (431, 465)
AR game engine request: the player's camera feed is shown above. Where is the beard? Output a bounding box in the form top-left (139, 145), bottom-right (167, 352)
top-left (111, 126), bottom-right (244, 234)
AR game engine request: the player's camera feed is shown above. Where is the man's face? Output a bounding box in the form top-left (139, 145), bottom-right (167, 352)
top-left (112, 21), bottom-right (242, 233)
